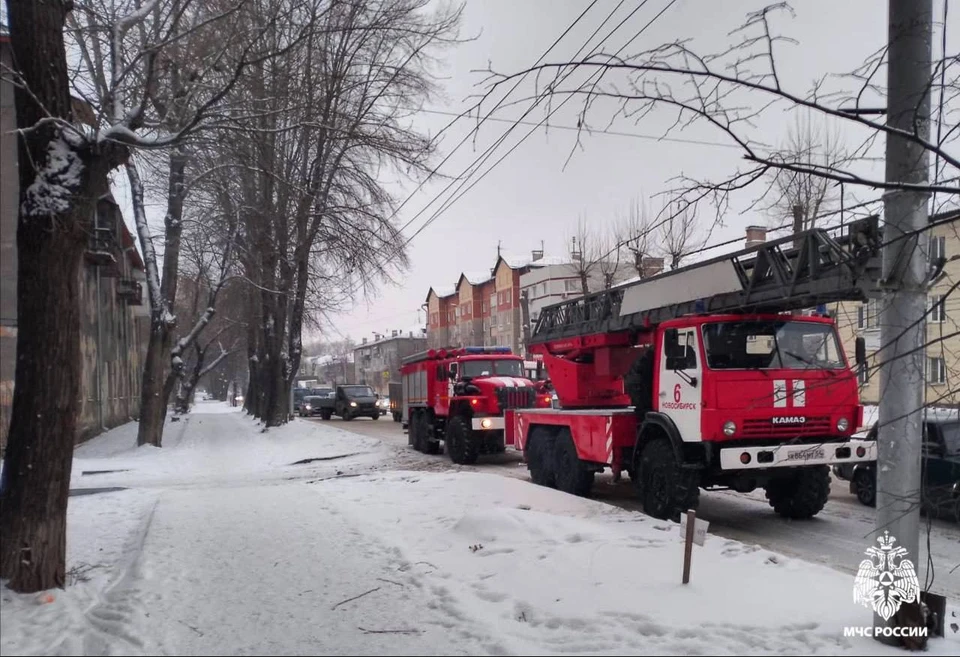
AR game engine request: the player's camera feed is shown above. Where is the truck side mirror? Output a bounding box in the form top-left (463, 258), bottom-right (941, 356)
top-left (855, 336), bottom-right (866, 366)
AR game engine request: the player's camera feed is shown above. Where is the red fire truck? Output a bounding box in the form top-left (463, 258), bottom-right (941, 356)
top-left (400, 346), bottom-right (552, 464)
top-left (506, 217), bottom-right (883, 521)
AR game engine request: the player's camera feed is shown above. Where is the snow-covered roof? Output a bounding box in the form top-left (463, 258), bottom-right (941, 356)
top-left (498, 252), bottom-right (534, 269)
top-left (526, 255), bottom-right (575, 267)
top-left (308, 353), bottom-right (354, 366)
top-left (355, 326), bottom-right (427, 349)
top-left (426, 286), bottom-right (456, 301)
top-left (462, 271), bottom-right (493, 286)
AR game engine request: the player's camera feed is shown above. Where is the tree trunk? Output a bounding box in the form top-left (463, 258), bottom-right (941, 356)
top-left (0, 0), bottom-right (119, 592)
top-left (133, 149), bottom-right (187, 446)
top-left (136, 328), bottom-right (172, 446)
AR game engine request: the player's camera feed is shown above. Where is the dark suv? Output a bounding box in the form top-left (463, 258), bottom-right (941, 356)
top-left (334, 385), bottom-right (380, 421)
top-left (833, 409), bottom-right (959, 522)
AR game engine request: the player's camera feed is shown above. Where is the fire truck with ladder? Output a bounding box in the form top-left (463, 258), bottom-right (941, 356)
top-left (505, 217), bottom-right (883, 521)
top-left (400, 346), bottom-right (553, 464)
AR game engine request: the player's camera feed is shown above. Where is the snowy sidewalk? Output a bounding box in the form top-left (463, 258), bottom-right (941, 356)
top-left (2, 402), bottom-right (957, 655)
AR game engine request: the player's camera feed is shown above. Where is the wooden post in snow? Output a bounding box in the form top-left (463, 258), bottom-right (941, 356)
top-left (682, 510), bottom-right (696, 584)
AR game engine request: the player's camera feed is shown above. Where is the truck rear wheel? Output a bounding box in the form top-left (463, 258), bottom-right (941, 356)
top-left (553, 430), bottom-right (594, 496)
top-left (764, 466), bottom-right (830, 519)
top-left (446, 416), bottom-right (478, 465)
top-left (637, 439), bottom-right (700, 521)
top-left (526, 427), bottom-right (556, 488)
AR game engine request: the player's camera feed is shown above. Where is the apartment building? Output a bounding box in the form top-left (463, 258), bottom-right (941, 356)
top-left (519, 252), bottom-right (659, 330)
top-left (835, 210), bottom-right (960, 406)
top-left (353, 329), bottom-right (428, 394)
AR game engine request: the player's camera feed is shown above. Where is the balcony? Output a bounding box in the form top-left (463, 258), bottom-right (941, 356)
top-left (116, 278), bottom-right (143, 305)
top-left (85, 227), bottom-right (121, 277)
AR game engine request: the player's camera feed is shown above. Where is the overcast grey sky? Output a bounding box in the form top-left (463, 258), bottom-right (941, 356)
top-left (329, 0), bottom-right (957, 344)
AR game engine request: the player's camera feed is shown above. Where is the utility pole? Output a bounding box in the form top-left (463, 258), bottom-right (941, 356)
top-left (875, 0), bottom-right (931, 642)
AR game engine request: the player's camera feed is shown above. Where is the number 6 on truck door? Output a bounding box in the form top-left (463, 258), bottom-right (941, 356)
top-left (658, 327), bottom-right (703, 442)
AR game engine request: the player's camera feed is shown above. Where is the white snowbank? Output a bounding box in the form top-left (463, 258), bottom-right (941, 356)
top-left (2, 404), bottom-right (956, 655)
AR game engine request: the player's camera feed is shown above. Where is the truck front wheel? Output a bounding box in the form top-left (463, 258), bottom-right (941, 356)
top-left (321, 410), bottom-right (332, 421)
top-left (446, 416), bottom-right (478, 465)
top-left (637, 439), bottom-right (700, 521)
top-left (764, 466), bottom-right (830, 519)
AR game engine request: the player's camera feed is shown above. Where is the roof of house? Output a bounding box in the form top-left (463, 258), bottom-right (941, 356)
top-left (354, 326), bottom-right (427, 350)
top-left (460, 271), bottom-right (493, 286)
top-left (425, 286), bottom-right (457, 302)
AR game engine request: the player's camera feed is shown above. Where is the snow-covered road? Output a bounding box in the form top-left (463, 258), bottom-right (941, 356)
top-left (2, 402), bottom-right (957, 656)
top-left (310, 415), bottom-right (960, 601)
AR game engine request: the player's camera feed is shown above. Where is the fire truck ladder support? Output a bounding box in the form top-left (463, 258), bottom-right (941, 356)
top-left (531, 216), bottom-right (883, 344)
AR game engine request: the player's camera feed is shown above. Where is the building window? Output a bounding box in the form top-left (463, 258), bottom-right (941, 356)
top-left (928, 357), bottom-right (946, 385)
top-left (857, 299), bottom-right (879, 329)
top-left (490, 294), bottom-right (496, 309)
top-left (505, 289), bottom-right (512, 304)
top-left (858, 362), bottom-right (870, 386)
top-left (541, 282), bottom-right (547, 296)
top-left (482, 300), bottom-right (488, 313)
top-left (930, 294), bottom-right (946, 323)
top-left (564, 279), bottom-right (579, 293)
top-left (929, 234), bottom-right (946, 262)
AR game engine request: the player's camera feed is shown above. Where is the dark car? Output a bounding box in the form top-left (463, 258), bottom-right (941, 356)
top-left (293, 387), bottom-right (311, 411)
top-left (298, 395), bottom-right (325, 417)
top-left (334, 385), bottom-right (380, 421)
top-left (833, 409), bottom-right (959, 521)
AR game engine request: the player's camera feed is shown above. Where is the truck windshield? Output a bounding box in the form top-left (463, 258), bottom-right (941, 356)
top-left (461, 359), bottom-right (524, 378)
top-left (702, 320), bottom-right (845, 370)
top-left (342, 386), bottom-right (374, 397)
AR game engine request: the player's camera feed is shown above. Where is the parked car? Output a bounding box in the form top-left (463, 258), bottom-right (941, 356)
top-left (376, 396), bottom-right (390, 414)
top-left (833, 408), bottom-right (959, 522)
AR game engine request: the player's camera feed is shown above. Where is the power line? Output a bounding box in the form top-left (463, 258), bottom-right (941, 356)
top-left (336, 0), bottom-right (662, 309)
top-left (397, 0), bottom-right (646, 242)
top-left (404, 0), bottom-right (678, 247)
top-left (389, 0), bottom-right (604, 236)
top-left (414, 107), bottom-right (741, 150)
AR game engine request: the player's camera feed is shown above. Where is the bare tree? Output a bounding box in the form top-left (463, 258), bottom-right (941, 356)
top-left (65, 0), bottom-right (312, 447)
top-left (618, 197), bottom-right (658, 279)
top-left (479, 4), bottom-right (958, 226)
top-left (659, 204), bottom-right (703, 270)
top-left (0, 0), bottom-right (303, 592)
top-left (764, 110), bottom-right (850, 232)
top-left (568, 216), bottom-right (603, 295)
top-left (597, 225), bottom-right (624, 289)
top-left (220, 0), bottom-right (461, 426)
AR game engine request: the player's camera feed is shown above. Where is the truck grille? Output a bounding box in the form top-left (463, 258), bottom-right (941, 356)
top-left (496, 387), bottom-right (535, 411)
top-left (741, 416), bottom-right (832, 437)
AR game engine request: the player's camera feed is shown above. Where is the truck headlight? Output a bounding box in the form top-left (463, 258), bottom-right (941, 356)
top-left (837, 418), bottom-right (849, 432)
top-left (723, 421), bottom-right (736, 436)
top-left (480, 418), bottom-right (492, 429)
top-left (350, 401), bottom-right (357, 407)
top-left (304, 404), bottom-right (311, 410)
